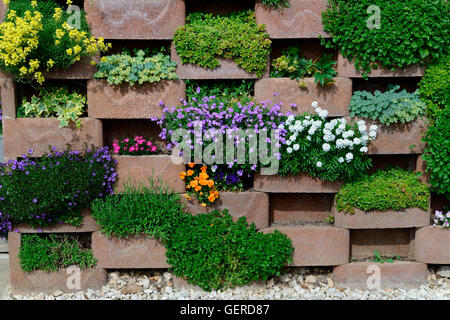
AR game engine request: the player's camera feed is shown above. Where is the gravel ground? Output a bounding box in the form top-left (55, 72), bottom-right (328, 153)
top-left (5, 267), bottom-right (450, 300)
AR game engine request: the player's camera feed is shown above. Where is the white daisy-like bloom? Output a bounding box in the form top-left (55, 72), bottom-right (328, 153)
top-left (369, 130), bottom-right (377, 139)
top-left (288, 125), bottom-right (294, 132)
top-left (307, 136), bottom-right (312, 141)
top-left (319, 109), bottom-right (328, 119)
top-left (353, 137), bottom-right (361, 145)
top-left (339, 118), bottom-right (347, 125)
top-left (346, 152), bottom-right (354, 162)
top-left (293, 144), bottom-right (300, 151)
top-left (357, 120), bottom-right (365, 126)
top-left (287, 147), bottom-right (293, 154)
top-left (360, 146), bottom-right (368, 153)
top-left (358, 124), bottom-right (367, 133)
top-left (314, 120), bottom-right (323, 128)
top-left (338, 157), bottom-right (344, 163)
top-left (322, 143), bottom-right (331, 152)
top-left (308, 127), bottom-right (316, 135)
top-left (311, 101), bottom-right (319, 108)
top-left (370, 124), bottom-right (378, 132)
top-left (278, 124), bottom-right (285, 130)
top-left (286, 139), bottom-right (292, 146)
top-left (316, 161), bottom-right (323, 168)
top-left (330, 119), bottom-right (338, 127)
top-left (336, 139), bottom-right (345, 149)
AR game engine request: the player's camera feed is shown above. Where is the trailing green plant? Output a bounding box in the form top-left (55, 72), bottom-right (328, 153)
top-left (173, 10), bottom-right (271, 77)
top-left (94, 47), bottom-right (178, 86)
top-left (271, 47), bottom-right (337, 86)
top-left (18, 86), bottom-right (86, 128)
top-left (261, 0), bottom-right (290, 9)
top-left (349, 85), bottom-right (426, 126)
top-left (321, 0), bottom-right (449, 76)
top-left (422, 106), bottom-right (450, 197)
top-left (19, 233), bottom-right (97, 272)
top-left (185, 79), bottom-right (253, 104)
top-left (91, 181), bottom-right (187, 241)
top-left (370, 250), bottom-right (398, 264)
top-left (335, 168), bottom-right (430, 214)
top-left (165, 209), bottom-right (293, 291)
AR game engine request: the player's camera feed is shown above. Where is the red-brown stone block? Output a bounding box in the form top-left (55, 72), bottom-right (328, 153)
top-left (114, 155), bottom-right (185, 193)
top-left (255, 77), bottom-right (352, 116)
top-left (0, 2), bottom-right (7, 23)
top-left (415, 226), bottom-right (450, 264)
top-left (254, 173), bottom-right (343, 193)
top-left (255, 0), bottom-right (330, 39)
top-left (0, 77), bottom-right (16, 119)
top-left (261, 225), bottom-right (349, 266)
top-left (84, 0), bottom-right (185, 39)
top-left (181, 191), bottom-right (269, 229)
top-left (171, 43), bottom-right (269, 79)
top-left (271, 193), bottom-right (333, 223)
top-left (337, 53), bottom-right (425, 78)
top-left (87, 79), bottom-right (185, 119)
top-left (92, 232), bottom-right (169, 269)
top-left (3, 118), bottom-right (103, 160)
top-left (333, 261), bottom-right (427, 290)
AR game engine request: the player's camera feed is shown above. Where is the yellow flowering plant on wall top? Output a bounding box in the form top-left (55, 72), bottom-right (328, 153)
top-left (0, 0), bottom-right (110, 84)
top-left (180, 163), bottom-right (219, 207)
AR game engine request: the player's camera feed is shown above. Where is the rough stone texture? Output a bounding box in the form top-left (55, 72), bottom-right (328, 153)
top-left (337, 53), bottom-right (425, 78)
top-left (8, 232), bottom-right (106, 294)
top-left (255, 78), bottom-right (352, 116)
top-left (350, 229), bottom-right (414, 260)
top-left (271, 193), bottom-right (333, 223)
top-left (415, 155), bottom-right (430, 185)
top-left (87, 79), bottom-right (185, 119)
top-left (261, 225), bottom-right (349, 266)
top-left (254, 173), bottom-right (343, 193)
top-left (333, 206), bottom-right (430, 229)
top-left (0, 239), bottom-right (7, 253)
top-left (3, 118), bottom-right (103, 160)
top-left (437, 266), bottom-right (450, 278)
top-left (333, 262), bottom-right (428, 290)
top-left (0, 254), bottom-right (10, 298)
top-left (181, 191), bottom-right (269, 229)
top-left (92, 232), bottom-right (169, 269)
top-left (171, 43), bottom-right (269, 79)
top-left (415, 226), bottom-right (450, 264)
top-left (367, 118), bottom-right (427, 154)
top-left (255, 0), bottom-right (330, 39)
top-left (84, 0), bottom-right (185, 39)
top-left (114, 155), bottom-right (185, 193)
top-left (0, 78), bottom-right (16, 119)
top-left (0, 2), bottom-right (6, 23)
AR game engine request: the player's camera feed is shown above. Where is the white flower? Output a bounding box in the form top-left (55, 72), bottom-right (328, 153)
top-left (345, 152), bottom-right (353, 162)
top-left (353, 137), bottom-right (361, 145)
top-left (287, 147), bottom-right (293, 154)
top-left (286, 139), bottom-right (292, 146)
top-left (293, 144), bottom-right (300, 151)
top-left (278, 124), bottom-right (285, 130)
top-left (360, 146), bottom-right (368, 153)
top-left (358, 124), bottom-right (367, 133)
top-left (311, 101), bottom-right (318, 108)
top-left (316, 161), bottom-right (322, 168)
top-left (322, 143), bottom-right (331, 152)
top-left (319, 109), bottom-right (328, 119)
top-left (308, 127), bottom-right (316, 135)
top-left (307, 136), bottom-right (312, 141)
top-left (369, 131), bottom-right (377, 139)
top-left (370, 124), bottom-right (378, 132)
top-left (338, 157), bottom-right (344, 163)
top-left (336, 139), bottom-right (345, 149)
top-left (357, 120), bottom-right (365, 126)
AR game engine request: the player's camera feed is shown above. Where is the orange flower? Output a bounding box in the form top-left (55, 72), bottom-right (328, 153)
top-left (208, 194), bottom-right (215, 202)
top-left (199, 172), bottom-right (209, 180)
top-left (190, 180), bottom-right (198, 188)
top-left (179, 172), bottom-right (186, 180)
top-left (195, 186), bottom-right (201, 192)
top-left (206, 180), bottom-right (214, 187)
top-left (188, 162), bottom-right (195, 168)
top-left (201, 165), bottom-right (207, 172)
top-left (187, 170), bottom-right (194, 176)
top-left (199, 179), bottom-right (207, 186)
top-left (201, 203), bottom-right (207, 207)
top-left (184, 194), bottom-right (191, 200)
top-left (214, 191), bottom-right (219, 198)
top-left (186, 185), bottom-right (191, 189)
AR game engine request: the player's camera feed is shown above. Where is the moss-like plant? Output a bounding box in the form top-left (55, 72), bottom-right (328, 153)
top-left (335, 168), bottom-right (430, 214)
top-left (173, 10), bottom-right (271, 77)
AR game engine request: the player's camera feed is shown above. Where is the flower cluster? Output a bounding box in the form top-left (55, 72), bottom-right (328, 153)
top-left (0, 146), bottom-right (117, 238)
top-left (180, 163), bottom-right (219, 207)
top-left (112, 136), bottom-right (158, 156)
top-left (277, 101), bottom-right (378, 181)
top-left (433, 210), bottom-right (450, 229)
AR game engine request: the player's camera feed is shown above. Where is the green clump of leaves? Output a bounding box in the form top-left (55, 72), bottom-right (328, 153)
top-left (165, 209), bottom-right (293, 291)
top-left (94, 47), bottom-right (178, 86)
top-left (174, 10), bottom-right (271, 77)
top-left (18, 86), bottom-right (86, 128)
top-left (335, 168), bottom-right (430, 214)
top-left (19, 234), bottom-right (97, 272)
top-left (349, 85), bottom-right (426, 126)
top-left (321, 0), bottom-right (449, 76)
top-left (185, 79), bottom-right (253, 104)
top-left (261, 0), bottom-right (290, 9)
top-left (370, 250), bottom-right (398, 264)
top-left (271, 47), bottom-right (337, 86)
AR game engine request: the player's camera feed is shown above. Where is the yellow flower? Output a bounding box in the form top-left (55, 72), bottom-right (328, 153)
top-left (201, 203), bottom-right (207, 207)
top-left (179, 172), bottom-right (186, 180)
top-left (208, 194), bottom-right (215, 202)
top-left (47, 59), bottom-right (54, 68)
top-left (100, 56), bottom-right (107, 63)
top-left (66, 0), bottom-right (73, 4)
top-left (66, 48), bottom-right (73, 55)
top-left (184, 194), bottom-right (191, 201)
top-left (3, 0), bottom-right (10, 5)
top-left (55, 40), bottom-right (60, 45)
top-left (19, 66), bottom-right (28, 75)
top-left (31, 0), bottom-right (37, 8)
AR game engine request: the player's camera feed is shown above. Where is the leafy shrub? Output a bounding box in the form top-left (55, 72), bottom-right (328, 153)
top-left (0, 147), bottom-right (117, 238)
top-left (271, 47), bottom-right (337, 86)
top-left (322, 0), bottom-right (449, 76)
top-left (422, 106), bottom-right (450, 196)
top-left (94, 48), bottom-right (178, 86)
top-left (185, 79), bottom-right (253, 104)
top-left (0, 0), bottom-right (109, 84)
top-left (335, 168), bottom-right (430, 214)
top-left (112, 136), bottom-right (158, 156)
top-left (19, 234), bottom-right (97, 272)
top-left (433, 210), bottom-right (450, 229)
top-left (181, 163), bottom-right (219, 207)
top-left (277, 102), bottom-right (377, 181)
top-left (17, 86), bottom-right (86, 128)
top-left (174, 11), bottom-right (271, 77)
top-left (261, 0), bottom-right (289, 9)
top-left (165, 210), bottom-right (293, 291)
top-left (349, 85), bottom-right (426, 125)
top-left (91, 182), bottom-right (187, 241)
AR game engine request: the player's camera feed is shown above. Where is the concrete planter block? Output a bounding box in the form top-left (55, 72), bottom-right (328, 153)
top-left (87, 79), bottom-right (185, 119)
top-left (3, 118), bottom-right (103, 160)
top-left (261, 225), bottom-right (349, 266)
top-left (114, 155), bottom-right (185, 193)
top-left (415, 226), bottom-right (450, 264)
top-left (181, 191), bottom-right (270, 229)
top-left (84, 0), bottom-right (185, 39)
top-left (254, 173), bottom-right (343, 193)
top-left (255, 77), bottom-right (352, 116)
top-left (92, 232), bottom-right (169, 269)
top-left (0, 78), bottom-right (16, 119)
top-left (333, 261), bottom-right (428, 290)
top-left (255, 0), bottom-right (330, 39)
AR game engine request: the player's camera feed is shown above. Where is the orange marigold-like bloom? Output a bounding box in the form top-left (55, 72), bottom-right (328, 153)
top-left (201, 203), bottom-right (207, 207)
top-left (179, 172), bottom-right (186, 180)
top-left (184, 194), bottom-right (191, 200)
top-left (195, 186), bottom-right (201, 192)
top-left (199, 179), bottom-right (207, 186)
top-left (199, 172), bottom-right (209, 179)
top-left (214, 191), bottom-right (219, 198)
top-left (206, 180), bottom-right (214, 187)
top-left (190, 180), bottom-right (198, 188)
top-left (188, 162), bottom-right (195, 168)
top-left (201, 165), bottom-right (207, 172)
top-left (187, 170), bottom-right (194, 176)
top-left (208, 194), bottom-right (215, 202)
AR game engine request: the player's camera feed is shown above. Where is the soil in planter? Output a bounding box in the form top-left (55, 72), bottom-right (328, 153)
top-left (352, 78), bottom-right (420, 94)
top-left (368, 154), bottom-right (415, 173)
top-left (186, 0), bottom-right (254, 14)
top-left (270, 39), bottom-right (337, 65)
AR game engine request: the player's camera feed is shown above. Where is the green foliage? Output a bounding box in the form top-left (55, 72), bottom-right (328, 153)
top-left (165, 210), bottom-right (293, 291)
top-left (335, 168), bottom-right (430, 214)
top-left (322, 0), bottom-right (450, 76)
top-left (18, 86), bottom-right (86, 128)
top-left (91, 181), bottom-right (187, 241)
top-left (94, 48), bottom-right (178, 86)
top-left (185, 79), bottom-right (253, 104)
top-left (370, 250), bottom-right (397, 264)
top-left (349, 85), bottom-right (426, 126)
top-left (271, 47), bottom-right (337, 86)
top-left (418, 55), bottom-right (450, 118)
top-left (422, 106), bottom-right (450, 197)
top-left (19, 234), bottom-right (97, 272)
top-left (261, 0), bottom-right (290, 9)
top-left (174, 11), bottom-right (271, 77)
